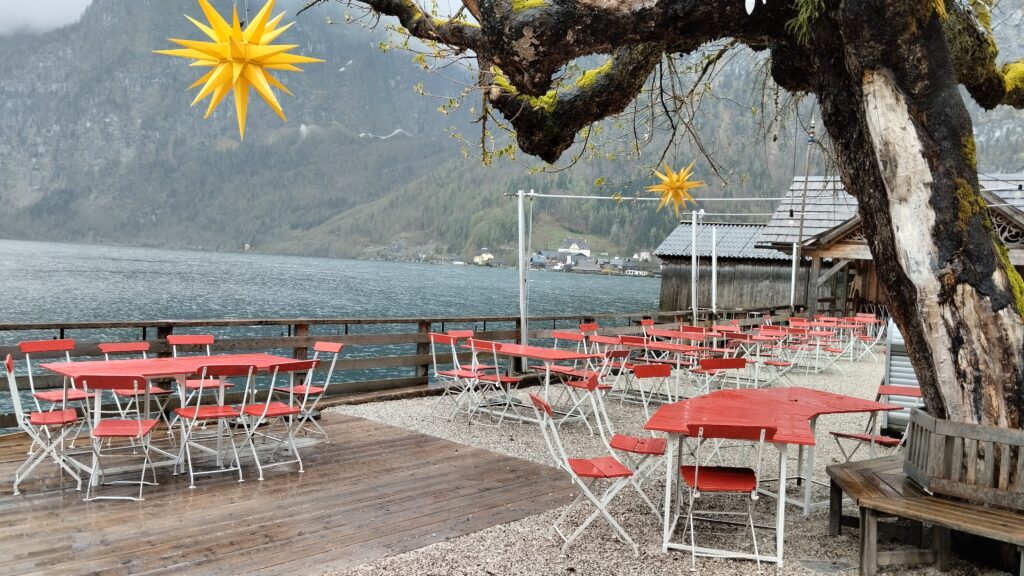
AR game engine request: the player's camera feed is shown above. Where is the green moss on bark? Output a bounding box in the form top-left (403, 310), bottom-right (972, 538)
top-left (955, 177), bottom-right (988, 231)
top-left (962, 134), bottom-right (977, 170)
top-left (492, 66), bottom-right (558, 112)
top-left (994, 240), bottom-right (1024, 317)
top-left (510, 0), bottom-right (545, 12)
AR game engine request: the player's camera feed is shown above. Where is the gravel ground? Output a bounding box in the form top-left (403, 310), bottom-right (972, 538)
top-left (323, 358), bottom-right (1006, 576)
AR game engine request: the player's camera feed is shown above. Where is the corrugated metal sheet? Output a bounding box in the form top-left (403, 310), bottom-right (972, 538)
top-left (756, 174), bottom-right (1024, 248)
top-left (882, 319), bottom-right (925, 431)
top-left (654, 223), bottom-right (788, 261)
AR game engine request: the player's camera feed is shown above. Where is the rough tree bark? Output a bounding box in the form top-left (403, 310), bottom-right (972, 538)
top-left (307, 0), bottom-right (1024, 428)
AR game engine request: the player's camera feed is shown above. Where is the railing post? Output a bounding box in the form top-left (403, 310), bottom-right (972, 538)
top-left (415, 321), bottom-right (431, 380)
top-left (293, 323), bottom-right (310, 359)
top-left (156, 325), bottom-right (172, 357)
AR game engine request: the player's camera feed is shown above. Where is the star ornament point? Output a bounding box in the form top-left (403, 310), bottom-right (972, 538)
top-left (645, 161), bottom-right (705, 218)
top-left (154, 0), bottom-right (323, 140)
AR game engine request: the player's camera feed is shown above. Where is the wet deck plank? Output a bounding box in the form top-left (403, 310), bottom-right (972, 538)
top-left (0, 413), bottom-right (573, 575)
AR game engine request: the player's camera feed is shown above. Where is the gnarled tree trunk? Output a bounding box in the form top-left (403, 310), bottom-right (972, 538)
top-left (798, 6), bottom-right (1024, 428)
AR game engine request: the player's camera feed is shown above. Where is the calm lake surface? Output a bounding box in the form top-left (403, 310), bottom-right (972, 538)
top-left (0, 239), bottom-right (659, 322)
top-left (0, 240), bottom-right (661, 415)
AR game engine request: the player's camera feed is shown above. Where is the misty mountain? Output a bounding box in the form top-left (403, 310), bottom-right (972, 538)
top-left (0, 0), bottom-right (1021, 261)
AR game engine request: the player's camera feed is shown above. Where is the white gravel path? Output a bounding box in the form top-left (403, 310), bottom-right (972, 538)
top-left (323, 358), bottom-right (1006, 576)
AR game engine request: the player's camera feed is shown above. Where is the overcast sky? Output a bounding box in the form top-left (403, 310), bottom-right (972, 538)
top-left (0, 0), bottom-right (93, 35)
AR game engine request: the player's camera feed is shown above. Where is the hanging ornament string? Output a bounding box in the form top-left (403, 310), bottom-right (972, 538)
top-left (155, 0), bottom-right (324, 140)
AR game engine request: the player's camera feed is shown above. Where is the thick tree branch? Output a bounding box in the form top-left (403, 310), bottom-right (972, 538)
top-left (944, 1), bottom-right (1024, 109)
top-left (301, 0), bottom-right (481, 50)
top-left (485, 43), bottom-right (664, 163)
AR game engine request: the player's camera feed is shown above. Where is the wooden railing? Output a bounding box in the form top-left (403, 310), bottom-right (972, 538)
top-left (0, 308), bottom-right (793, 426)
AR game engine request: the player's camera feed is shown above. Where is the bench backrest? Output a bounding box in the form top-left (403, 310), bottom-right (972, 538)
top-left (904, 408), bottom-right (1024, 511)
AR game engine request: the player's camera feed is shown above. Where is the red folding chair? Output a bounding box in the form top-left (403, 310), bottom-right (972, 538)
top-left (78, 374), bottom-right (160, 501)
top-left (272, 341), bottom-right (343, 441)
top-left (426, 333), bottom-right (482, 420)
top-left (99, 342), bottom-right (175, 440)
top-left (4, 355), bottom-right (82, 495)
top-left (675, 423), bottom-right (775, 570)
top-left (173, 364), bottom-right (249, 488)
top-left (18, 339), bottom-right (93, 448)
top-left (465, 339), bottom-right (523, 426)
top-left (238, 359), bottom-right (319, 481)
top-left (528, 393), bottom-right (644, 556)
top-left (831, 385), bottom-right (923, 460)
top-left (446, 330), bottom-right (497, 372)
top-left (690, 357), bottom-right (747, 394)
top-left (631, 363), bottom-right (674, 417)
top-left (577, 373), bottom-right (667, 489)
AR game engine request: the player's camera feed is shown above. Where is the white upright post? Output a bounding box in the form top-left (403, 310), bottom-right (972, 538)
top-left (691, 211), bottom-right (698, 326)
top-left (518, 190), bottom-right (529, 349)
top-left (790, 241), bottom-right (798, 309)
top-left (711, 226), bottom-right (718, 317)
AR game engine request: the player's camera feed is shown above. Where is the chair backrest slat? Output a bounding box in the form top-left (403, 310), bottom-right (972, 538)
top-left (313, 341), bottom-right (343, 354)
top-left (633, 363), bottom-right (671, 378)
top-left (98, 342), bottom-right (151, 355)
top-left (78, 374), bottom-right (147, 391)
top-left (4, 355), bottom-right (25, 422)
top-left (167, 334), bottom-right (214, 357)
top-left (18, 339), bottom-right (75, 354)
top-left (699, 357), bottom-right (746, 371)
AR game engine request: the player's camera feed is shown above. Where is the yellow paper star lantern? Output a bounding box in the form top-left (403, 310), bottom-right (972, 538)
top-left (646, 161), bottom-right (705, 217)
top-left (155, 0), bottom-right (324, 140)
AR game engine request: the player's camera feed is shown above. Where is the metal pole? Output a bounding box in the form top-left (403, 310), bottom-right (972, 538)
top-left (691, 210), bottom-right (698, 325)
top-left (518, 190), bottom-right (529, 348)
top-left (790, 241), bottom-right (798, 309)
top-left (795, 120), bottom-right (816, 309)
top-left (711, 225), bottom-right (718, 317)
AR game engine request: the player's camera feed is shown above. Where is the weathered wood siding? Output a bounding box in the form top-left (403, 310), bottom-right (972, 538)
top-left (659, 258), bottom-right (829, 311)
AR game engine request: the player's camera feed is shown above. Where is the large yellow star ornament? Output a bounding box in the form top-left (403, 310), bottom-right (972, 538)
top-left (155, 0), bottom-right (324, 140)
top-left (646, 161), bottom-right (705, 217)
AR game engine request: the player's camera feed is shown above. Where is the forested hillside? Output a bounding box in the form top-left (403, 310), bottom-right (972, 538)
top-left (0, 0), bottom-right (1021, 261)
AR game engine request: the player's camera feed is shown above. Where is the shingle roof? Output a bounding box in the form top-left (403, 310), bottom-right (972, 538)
top-left (756, 174), bottom-right (1024, 247)
top-left (655, 223), bottom-right (788, 261)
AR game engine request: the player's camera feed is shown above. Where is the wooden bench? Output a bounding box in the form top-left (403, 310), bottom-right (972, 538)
top-left (828, 455), bottom-right (1024, 575)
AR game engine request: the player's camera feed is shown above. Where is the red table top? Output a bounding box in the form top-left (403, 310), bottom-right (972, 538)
top-left (647, 328), bottom-right (723, 341)
top-left (41, 353), bottom-right (292, 379)
top-left (494, 343), bottom-right (600, 363)
top-left (851, 317), bottom-right (882, 324)
top-left (644, 387), bottom-right (902, 446)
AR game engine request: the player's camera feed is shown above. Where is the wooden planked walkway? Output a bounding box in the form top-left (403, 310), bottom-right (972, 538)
top-left (0, 413), bottom-right (574, 575)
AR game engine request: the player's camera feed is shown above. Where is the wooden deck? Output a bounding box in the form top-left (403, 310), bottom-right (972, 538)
top-left (0, 413), bottom-right (574, 575)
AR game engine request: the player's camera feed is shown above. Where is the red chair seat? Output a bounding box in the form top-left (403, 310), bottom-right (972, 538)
top-left (93, 419), bottom-right (160, 438)
top-left (648, 358), bottom-right (694, 368)
top-left (610, 434), bottom-right (666, 456)
top-left (568, 456), bottom-right (633, 479)
top-left (174, 405), bottom-right (240, 420)
top-left (566, 379), bottom-right (611, 391)
top-left (829, 431), bottom-right (902, 447)
top-left (690, 368), bottom-right (723, 376)
top-left (242, 402), bottom-right (300, 418)
top-left (532, 364), bottom-right (586, 376)
top-left (34, 389), bottom-right (95, 402)
top-left (479, 373), bottom-right (522, 385)
top-left (680, 465), bottom-right (757, 492)
top-left (29, 408), bottom-right (79, 426)
top-left (763, 360), bottom-right (792, 367)
top-left (113, 386), bottom-right (172, 397)
top-left (184, 378), bottom-right (233, 390)
top-left (272, 385), bottom-right (325, 396)
top-left (825, 347), bottom-right (845, 354)
top-left (436, 368), bottom-right (481, 379)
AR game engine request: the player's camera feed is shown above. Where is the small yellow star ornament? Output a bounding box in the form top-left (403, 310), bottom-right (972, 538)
top-left (646, 161), bottom-right (705, 217)
top-left (155, 0), bottom-right (324, 140)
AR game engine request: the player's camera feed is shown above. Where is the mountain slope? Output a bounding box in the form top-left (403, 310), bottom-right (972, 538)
top-left (0, 0), bottom-right (1021, 261)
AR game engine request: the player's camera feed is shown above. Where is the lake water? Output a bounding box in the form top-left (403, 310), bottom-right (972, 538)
top-left (0, 240), bottom-right (661, 415)
top-left (0, 239), bottom-right (659, 322)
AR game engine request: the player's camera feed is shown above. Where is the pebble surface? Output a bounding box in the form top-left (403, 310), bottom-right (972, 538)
top-left (323, 358), bottom-right (1005, 576)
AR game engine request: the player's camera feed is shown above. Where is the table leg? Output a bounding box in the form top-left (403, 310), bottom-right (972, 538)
top-left (776, 443), bottom-right (787, 566)
top-left (662, 435), bottom-right (678, 552)
top-left (803, 416), bottom-right (818, 516)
